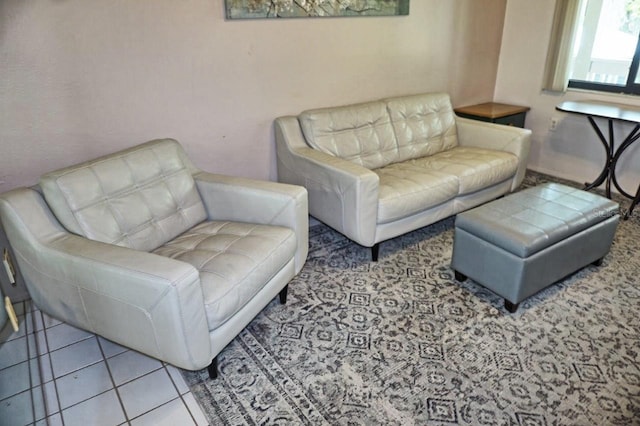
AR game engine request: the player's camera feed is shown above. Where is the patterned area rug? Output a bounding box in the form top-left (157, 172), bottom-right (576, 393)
top-left (182, 172), bottom-right (640, 425)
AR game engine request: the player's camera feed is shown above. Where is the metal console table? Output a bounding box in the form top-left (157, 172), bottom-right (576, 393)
top-left (556, 100), bottom-right (640, 219)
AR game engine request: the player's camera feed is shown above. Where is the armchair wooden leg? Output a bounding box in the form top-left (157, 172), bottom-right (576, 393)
top-left (371, 243), bottom-right (380, 262)
top-left (279, 284), bottom-right (288, 304)
top-left (207, 357), bottom-right (218, 379)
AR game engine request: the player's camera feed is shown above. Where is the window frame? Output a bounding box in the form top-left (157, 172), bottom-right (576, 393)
top-left (567, 0), bottom-right (640, 95)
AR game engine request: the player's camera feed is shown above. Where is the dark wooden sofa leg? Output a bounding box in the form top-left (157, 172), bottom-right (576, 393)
top-left (207, 357), bottom-right (218, 379)
top-left (592, 257), bottom-right (604, 267)
top-left (279, 284), bottom-right (289, 304)
top-left (371, 243), bottom-right (380, 262)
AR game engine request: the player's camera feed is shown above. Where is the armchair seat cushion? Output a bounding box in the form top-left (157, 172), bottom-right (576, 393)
top-left (153, 220), bottom-right (297, 330)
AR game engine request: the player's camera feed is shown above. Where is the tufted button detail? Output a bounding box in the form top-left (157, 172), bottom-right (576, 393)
top-left (40, 139), bottom-right (207, 252)
top-left (153, 221), bottom-right (297, 330)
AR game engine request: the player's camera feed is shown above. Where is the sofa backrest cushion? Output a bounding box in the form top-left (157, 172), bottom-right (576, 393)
top-left (298, 101), bottom-right (398, 169)
top-left (39, 139), bottom-right (207, 252)
top-left (385, 92), bottom-right (458, 162)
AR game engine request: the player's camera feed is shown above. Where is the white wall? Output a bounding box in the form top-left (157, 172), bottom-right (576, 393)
top-left (0, 0), bottom-right (506, 192)
top-left (496, 0), bottom-right (640, 196)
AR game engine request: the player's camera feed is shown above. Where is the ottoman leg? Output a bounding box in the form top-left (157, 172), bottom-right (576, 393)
top-left (592, 257), bottom-right (604, 267)
top-left (504, 300), bottom-right (519, 313)
top-left (454, 270), bottom-right (467, 282)
top-left (207, 357), bottom-right (218, 379)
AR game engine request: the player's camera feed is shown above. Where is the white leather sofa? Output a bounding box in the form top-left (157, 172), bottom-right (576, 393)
top-left (275, 92), bottom-right (531, 259)
top-left (0, 139), bottom-right (308, 378)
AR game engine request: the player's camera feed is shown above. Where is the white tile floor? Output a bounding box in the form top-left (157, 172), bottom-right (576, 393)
top-left (0, 301), bottom-right (210, 425)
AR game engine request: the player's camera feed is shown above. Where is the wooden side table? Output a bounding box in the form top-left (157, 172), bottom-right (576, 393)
top-left (454, 102), bottom-right (530, 128)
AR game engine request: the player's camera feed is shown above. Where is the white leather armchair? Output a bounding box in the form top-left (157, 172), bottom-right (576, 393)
top-left (0, 139), bottom-right (308, 378)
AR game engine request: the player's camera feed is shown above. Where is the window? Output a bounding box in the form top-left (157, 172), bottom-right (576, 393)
top-left (568, 0), bottom-right (640, 94)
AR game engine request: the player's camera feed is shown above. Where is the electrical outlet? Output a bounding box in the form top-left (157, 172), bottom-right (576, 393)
top-left (550, 117), bottom-right (560, 131)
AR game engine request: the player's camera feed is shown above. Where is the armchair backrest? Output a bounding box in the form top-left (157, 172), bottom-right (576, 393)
top-left (39, 139), bottom-right (207, 252)
top-left (297, 92), bottom-right (459, 170)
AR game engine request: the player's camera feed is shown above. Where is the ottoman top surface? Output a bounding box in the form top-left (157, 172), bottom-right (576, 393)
top-left (455, 183), bottom-right (619, 257)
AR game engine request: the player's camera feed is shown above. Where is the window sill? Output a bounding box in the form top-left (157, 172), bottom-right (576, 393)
top-left (566, 87), bottom-right (640, 102)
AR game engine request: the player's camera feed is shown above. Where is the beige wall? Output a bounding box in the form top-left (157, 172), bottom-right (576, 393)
top-left (496, 0), bottom-right (640, 195)
top-left (0, 0), bottom-right (506, 192)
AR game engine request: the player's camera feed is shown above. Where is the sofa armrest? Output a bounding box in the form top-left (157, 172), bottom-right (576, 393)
top-left (193, 172), bottom-right (309, 273)
top-left (0, 188), bottom-right (212, 370)
top-left (275, 116), bottom-right (380, 247)
top-left (455, 117), bottom-right (532, 190)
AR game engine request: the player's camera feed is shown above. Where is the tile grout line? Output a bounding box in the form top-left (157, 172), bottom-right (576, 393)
top-left (110, 365), bottom-right (187, 424)
top-left (42, 322), bottom-right (94, 353)
top-left (39, 306), bottom-right (64, 425)
top-left (38, 307), bottom-right (111, 424)
top-left (27, 303), bottom-right (47, 424)
top-left (129, 395), bottom-right (194, 424)
top-left (97, 336), bottom-right (132, 425)
top-left (163, 363), bottom-right (200, 425)
top-left (49, 334), bottom-right (192, 425)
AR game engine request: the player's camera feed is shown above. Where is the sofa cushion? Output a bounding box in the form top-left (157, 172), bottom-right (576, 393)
top-left (375, 163), bottom-right (459, 223)
top-left (385, 93), bottom-right (458, 163)
top-left (409, 147), bottom-right (519, 195)
top-left (152, 220), bottom-right (296, 331)
top-left (39, 139), bottom-right (206, 252)
top-left (298, 101), bottom-right (398, 169)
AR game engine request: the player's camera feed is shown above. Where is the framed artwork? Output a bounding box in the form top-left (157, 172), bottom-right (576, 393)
top-left (225, 0), bottom-right (410, 19)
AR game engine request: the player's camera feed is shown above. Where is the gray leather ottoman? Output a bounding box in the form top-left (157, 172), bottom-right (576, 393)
top-left (451, 183), bottom-right (619, 312)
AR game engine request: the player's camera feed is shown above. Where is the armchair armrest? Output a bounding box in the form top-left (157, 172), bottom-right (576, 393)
top-left (0, 188), bottom-right (212, 370)
top-left (193, 172), bottom-right (309, 272)
top-left (455, 117), bottom-right (532, 190)
top-left (275, 116), bottom-right (380, 247)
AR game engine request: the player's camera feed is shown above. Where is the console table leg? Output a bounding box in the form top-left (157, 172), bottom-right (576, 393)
top-left (605, 118), bottom-right (615, 197)
top-left (625, 182), bottom-right (640, 220)
top-left (584, 116), bottom-right (613, 195)
top-left (558, 102), bottom-right (640, 210)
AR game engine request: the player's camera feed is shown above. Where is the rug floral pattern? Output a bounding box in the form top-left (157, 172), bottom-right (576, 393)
top-left (183, 173), bottom-right (640, 425)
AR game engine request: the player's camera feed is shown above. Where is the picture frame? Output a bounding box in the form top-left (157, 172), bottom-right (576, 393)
top-left (225, 0), bottom-right (410, 20)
